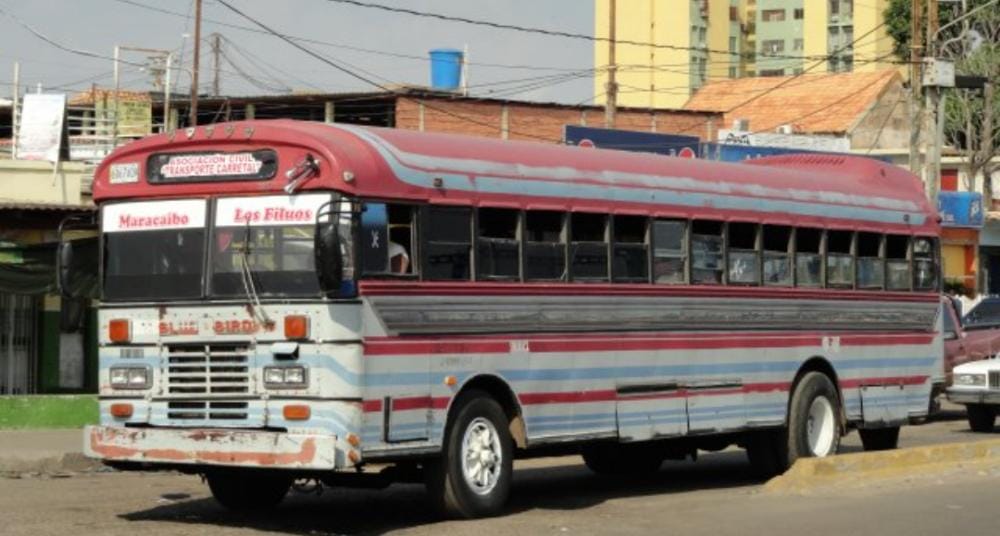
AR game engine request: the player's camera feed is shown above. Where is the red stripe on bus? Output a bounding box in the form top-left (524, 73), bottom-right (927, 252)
top-left (364, 333), bottom-right (935, 356)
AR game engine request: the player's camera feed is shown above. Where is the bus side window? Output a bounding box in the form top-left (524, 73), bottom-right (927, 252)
top-left (422, 206), bottom-right (471, 280)
top-left (477, 208), bottom-right (520, 280)
top-left (570, 213), bottom-right (609, 282)
top-left (691, 220), bottom-right (724, 285)
top-left (612, 215), bottom-right (648, 283)
top-left (360, 203), bottom-right (416, 276)
top-left (524, 211), bottom-right (566, 281)
top-left (857, 232), bottom-right (884, 289)
top-left (795, 228), bottom-right (822, 287)
top-left (652, 219), bottom-right (686, 284)
top-left (388, 204), bottom-right (416, 275)
top-left (913, 237), bottom-right (938, 291)
top-left (826, 230), bottom-right (855, 288)
top-left (763, 225), bottom-right (792, 286)
top-left (886, 235), bottom-right (911, 290)
top-left (727, 222), bottom-right (760, 285)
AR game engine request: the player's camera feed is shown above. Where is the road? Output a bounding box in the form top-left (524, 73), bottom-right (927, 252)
top-left (2, 413), bottom-right (998, 536)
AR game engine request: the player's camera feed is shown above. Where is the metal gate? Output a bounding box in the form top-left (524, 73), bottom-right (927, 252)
top-left (0, 294), bottom-right (38, 394)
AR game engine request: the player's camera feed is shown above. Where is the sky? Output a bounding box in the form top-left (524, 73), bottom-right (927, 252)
top-left (0, 0), bottom-right (596, 105)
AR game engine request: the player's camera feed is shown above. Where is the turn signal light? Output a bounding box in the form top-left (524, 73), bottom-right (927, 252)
top-left (108, 319), bottom-right (131, 343)
top-left (110, 403), bottom-right (134, 419)
top-left (284, 315), bottom-right (309, 340)
top-left (283, 404), bottom-right (311, 421)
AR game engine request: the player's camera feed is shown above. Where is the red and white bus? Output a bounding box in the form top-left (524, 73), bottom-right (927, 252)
top-left (66, 119), bottom-right (942, 518)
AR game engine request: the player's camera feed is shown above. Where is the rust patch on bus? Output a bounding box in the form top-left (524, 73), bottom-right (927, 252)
top-left (88, 428), bottom-right (318, 466)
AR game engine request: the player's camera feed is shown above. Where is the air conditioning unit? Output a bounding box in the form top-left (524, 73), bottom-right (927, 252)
top-left (776, 124), bottom-right (794, 135)
top-left (733, 118), bottom-right (750, 131)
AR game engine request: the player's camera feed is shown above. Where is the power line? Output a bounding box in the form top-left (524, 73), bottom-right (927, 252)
top-left (320, 0), bottom-right (884, 64)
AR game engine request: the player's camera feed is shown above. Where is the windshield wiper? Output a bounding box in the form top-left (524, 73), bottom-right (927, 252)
top-left (236, 224), bottom-right (274, 329)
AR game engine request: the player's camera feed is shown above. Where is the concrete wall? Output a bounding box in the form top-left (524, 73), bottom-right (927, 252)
top-left (0, 159), bottom-right (88, 206)
top-left (755, 0), bottom-right (804, 75)
top-left (848, 82), bottom-right (910, 150)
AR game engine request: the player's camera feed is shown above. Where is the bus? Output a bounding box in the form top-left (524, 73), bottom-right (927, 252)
top-left (64, 119), bottom-right (942, 518)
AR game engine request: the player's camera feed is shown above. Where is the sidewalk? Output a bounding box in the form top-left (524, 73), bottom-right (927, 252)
top-left (0, 428), bottom-right (100, 475)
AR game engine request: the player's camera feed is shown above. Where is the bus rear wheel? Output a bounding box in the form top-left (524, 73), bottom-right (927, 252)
top-left (426, 391), bottom-right (513, 519)
top-left (787, 372), bottom-right (842, 462)
top-left (206, 471), bottom-right (292, 512)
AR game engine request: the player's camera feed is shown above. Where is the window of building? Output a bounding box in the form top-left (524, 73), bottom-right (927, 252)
top-left (762, 9), bottom-right (786, 22)
top-left (729, 66), bottom-right (738, 78)
top-left (730, 36), bottom-right (738, 52)
top-left (886, 235), bottom-right (910, 290)
top-left (728, 222), bottom-right (760, 285)
top-left (524, 211), bottom-right (566, 281)
top-left (826, 230), bottom-right (854, 288)
top-left (856, 232), bottom-right (884, 289)
top-left (830, 0), bottom-right (840, 15)
top-left (762, 40), bottom-right (785, 54)
top-left (699, 27), bottom-right (707, 44)
top-left (760, 69), bottom-right (786, 77)
top-left (477, 208), bottom-right (520, 280)
top-left (422, 206), bottom-right (471, 280)
top-left (794, 8), bottom-right (804, 19)
top-left (570, 213), bottom-right (609, 281)
top-left (691, 220), bottom-right (724, 284)
top-left (793, 38), bottom-right (804, 51)
top-left (763, 225), bottom-right (792, 286)
top-left (612, 216), bottom-right (648, 282)
top-left (913, 237), bottom-right (938, 290)
top-left (653, 220), bottom-right (687, 284)
top-left (796, 228), bottom-right (823, 287)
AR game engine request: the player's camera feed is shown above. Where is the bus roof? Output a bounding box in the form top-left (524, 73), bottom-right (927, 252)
top-left (93, 119), bottom-right (938, 234)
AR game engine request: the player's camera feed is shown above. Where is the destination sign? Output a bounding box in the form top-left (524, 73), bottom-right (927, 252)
top-left (146, 150), bottom-right (277, 183)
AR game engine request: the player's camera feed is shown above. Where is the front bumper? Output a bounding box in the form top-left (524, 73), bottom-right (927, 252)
top-left (83, 425), bottom-right (338, 470)
top-left (946, 389), bottom-right (1000, 405)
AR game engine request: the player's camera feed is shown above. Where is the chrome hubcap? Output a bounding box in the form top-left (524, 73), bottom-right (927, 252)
top-left (461, 417), bottom-right (502, 495)
top-left (806, 396), bottom-right (836, 457)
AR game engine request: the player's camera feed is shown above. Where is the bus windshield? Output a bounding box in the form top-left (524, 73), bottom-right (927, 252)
top-left (209, 224), bottom-right (321, 298)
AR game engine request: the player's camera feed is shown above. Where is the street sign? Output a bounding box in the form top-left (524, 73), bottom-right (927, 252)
top-left (563, 125), bottom-right (700, 157)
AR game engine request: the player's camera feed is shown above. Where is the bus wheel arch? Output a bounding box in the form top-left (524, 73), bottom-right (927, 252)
top-left (790, 356), bottom-right (845, 427)
top-left (447, 374), bottom-right (526, 449)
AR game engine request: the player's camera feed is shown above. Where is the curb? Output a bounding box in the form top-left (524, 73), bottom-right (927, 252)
top-left (765, 439), bottom-right (1000, 492)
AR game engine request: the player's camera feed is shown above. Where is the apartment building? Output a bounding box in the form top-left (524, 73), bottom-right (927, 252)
top-left (594, 0), bottom-right (896, 108)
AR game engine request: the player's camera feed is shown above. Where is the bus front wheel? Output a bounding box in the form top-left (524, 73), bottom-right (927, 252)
top-left (426, 391), bottom-right (514, 519)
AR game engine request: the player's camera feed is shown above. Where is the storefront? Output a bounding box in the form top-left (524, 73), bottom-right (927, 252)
top-left (938, 191), bottom-right (984, 295)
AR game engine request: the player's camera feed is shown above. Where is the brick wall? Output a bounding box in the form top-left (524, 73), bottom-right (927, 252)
top-left (394, 97), bottom-right (720, 143)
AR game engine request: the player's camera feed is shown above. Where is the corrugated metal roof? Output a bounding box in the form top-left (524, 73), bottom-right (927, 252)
top-left (684, 70), bottom-right (901, 134)
top-left (0, 201), bottom-right (95, 212)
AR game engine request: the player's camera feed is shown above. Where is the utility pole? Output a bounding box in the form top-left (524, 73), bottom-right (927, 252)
top-left (923, 0), bottom-right (941, 205)
top-left (211, 33), bottom-right (221, 97)
top-left (908, 0), bottom-right (924, 176)
top-left (983, 82), bottom-right (994, 204)
top-left (604, 0), bottom-right (618, 129)
top-left (190, 0), bottom-right (202, 126)
top-left (11, 61), bottom-right (19, 159)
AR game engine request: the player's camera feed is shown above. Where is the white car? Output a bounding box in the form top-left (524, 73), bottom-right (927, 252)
top-left (946, 359), bottom-right (1000, 432)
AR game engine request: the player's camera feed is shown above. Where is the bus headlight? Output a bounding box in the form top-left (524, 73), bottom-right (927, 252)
top-left (109, 367), bottom-right (150, 389)
top-left (264, 366), bottom-right (308, 389)
top-left (955, 373), bottom-right (986, 387)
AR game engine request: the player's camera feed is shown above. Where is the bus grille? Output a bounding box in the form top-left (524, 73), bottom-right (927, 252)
top-left (167, 401), bottom-right (249, 421)
top-left (166, 344), bottom-right (251, 396)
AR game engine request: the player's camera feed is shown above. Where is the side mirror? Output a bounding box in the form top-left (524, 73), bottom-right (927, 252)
top-left (57, 240), bottom-right (74, 298)
top-left (56, 236), bottom-right (99, 300)
top-left (314, 210), bottom-right (343, 297)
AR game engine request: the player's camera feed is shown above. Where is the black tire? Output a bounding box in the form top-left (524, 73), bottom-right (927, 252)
top-left (858, 426), bottom-right (900, 451)
top-left (744, 429), bottom-right (788, 478)
top-left (426, 391), bottom-right (514, 519)
top-left (967, 404), bottom-right (997, 433)
top-left (206, 471), bottom-right (292, 512)
top-left (581, 442), bottom-right (664, 476)
top-left (786, 372), bottom-right (842, 465)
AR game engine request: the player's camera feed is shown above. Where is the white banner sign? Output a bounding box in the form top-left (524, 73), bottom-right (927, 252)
top-left (717, 129), bottom-right (851, 153)
top-left (15, 93), bottom-right (66, 162)
top-left (215, 194), bottom-right (331, 227)
top-left (103, 199), bottom-right (207, 233)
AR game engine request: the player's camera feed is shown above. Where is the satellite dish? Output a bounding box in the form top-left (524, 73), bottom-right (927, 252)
top-left (967, 29), bottom-right (984, 53)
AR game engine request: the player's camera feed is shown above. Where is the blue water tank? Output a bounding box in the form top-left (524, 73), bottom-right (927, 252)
top-left (429, 48), bottom-right (463, 90)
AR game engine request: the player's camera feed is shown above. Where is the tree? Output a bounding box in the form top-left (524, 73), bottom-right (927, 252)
top-left (885, 0), bottom-right (1000, 202)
